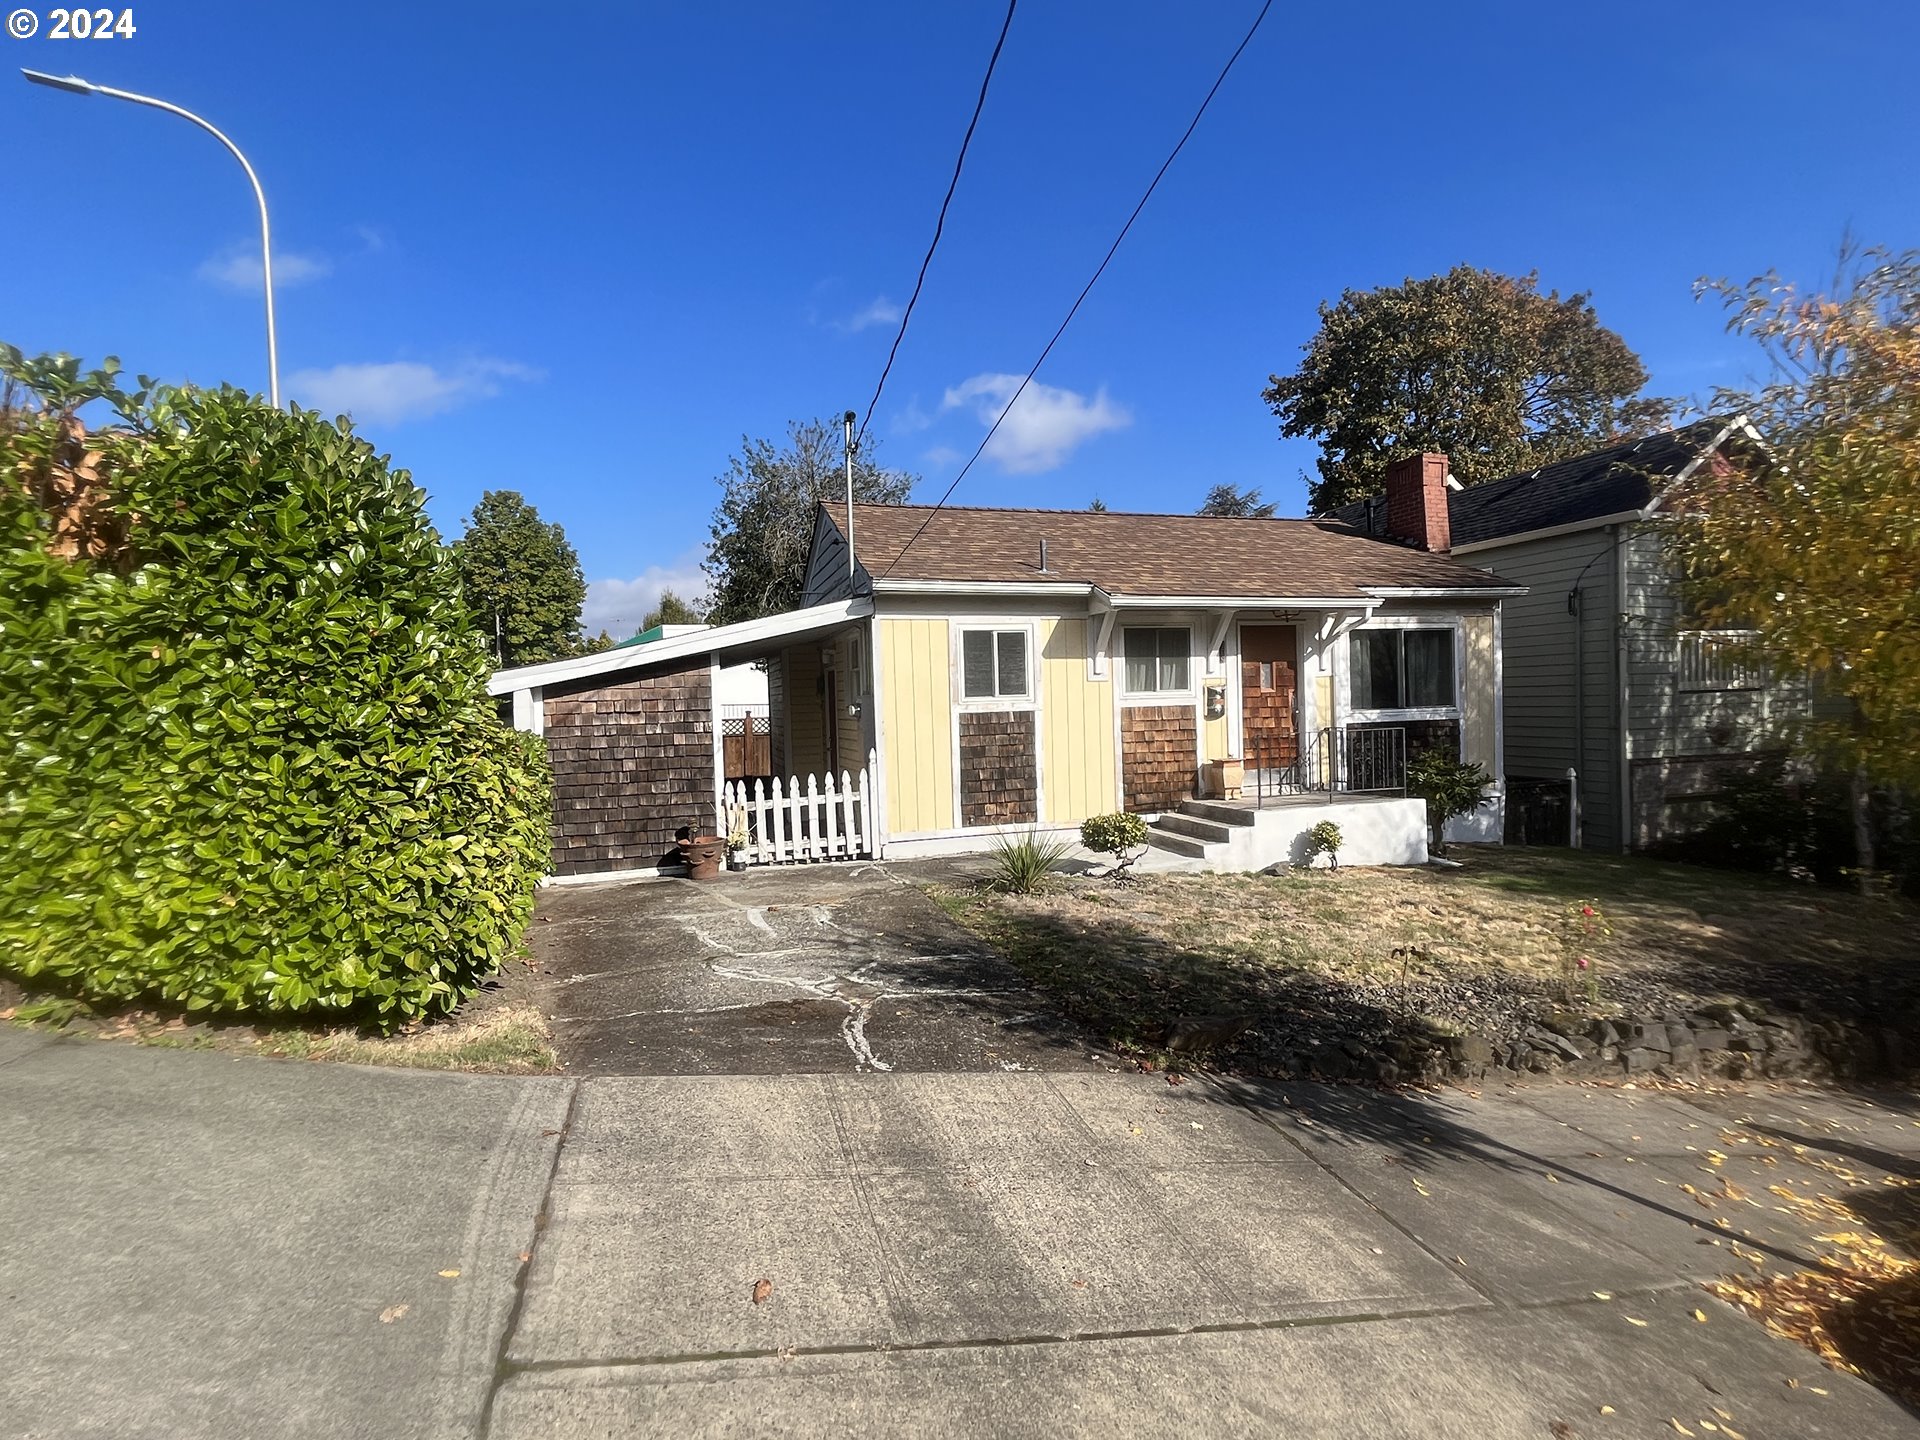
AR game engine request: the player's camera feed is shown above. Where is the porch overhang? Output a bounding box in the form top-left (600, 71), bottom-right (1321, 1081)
top-left (486, 596), bottom-right (874, 698)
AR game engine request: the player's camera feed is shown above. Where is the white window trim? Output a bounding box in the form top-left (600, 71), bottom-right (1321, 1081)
top-left (1119, 623), bottom-right (1198, 705)
top-left (1343, 618), bottom-right (1463, 723)
top-left (950, 620), bottom-right (1038, 710)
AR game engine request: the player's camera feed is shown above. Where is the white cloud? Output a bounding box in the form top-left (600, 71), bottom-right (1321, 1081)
top-left (940, 373), bottom-right (1131, 474)
top-left (833, 296), bottom-right (902, 333)
top-left (198, 247), bottom-right (332, 291)
top-left (288, 358), bottom-right (541, 425)
top-left (922, 444), bottom-right (963, 468)
top-left (582, 558), bottom-right (711, 640)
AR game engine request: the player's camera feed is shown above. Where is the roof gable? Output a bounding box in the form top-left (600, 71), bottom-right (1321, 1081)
top-left (1330, 419), bottom-right (1753, 549)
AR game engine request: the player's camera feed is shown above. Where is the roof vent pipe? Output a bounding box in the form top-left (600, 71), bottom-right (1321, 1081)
top-left (1038, 538), bottom-right (1050, 573)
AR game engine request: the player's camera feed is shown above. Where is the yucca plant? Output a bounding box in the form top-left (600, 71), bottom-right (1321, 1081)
top-left (987, 830), bottom-right (1075, 895)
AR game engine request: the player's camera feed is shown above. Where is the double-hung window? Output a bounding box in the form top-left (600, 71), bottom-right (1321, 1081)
top-left (960, 628), bottom-right (1030, 702)
top-left (1350, 627), bottom-right (1455, 712)
top-left (1123, 627), bottom-right (1192, 696)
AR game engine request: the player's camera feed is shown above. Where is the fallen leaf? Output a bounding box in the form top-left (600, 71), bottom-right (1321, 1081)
top-left (378, 1304), bottom-right (410, 1324)
top-left (1692, 1308), bottom-right (1708, 1322)
top-left (1598, 1405), bottom-right (1615, 1415)
top-left (1550, 1422), bottom-right (1576, 1439)
top-left (1411, 1178), bottom-right (1431, 1197)
top-left (1593, 1290), bottom-right (1614, 1300)
top-left (1711, 1408), bottom-right (1733, 1423)
top-left (439, 1269), bottom-right (461, 1279)
top-left (1784, 1378), bottom-right (1799, 1389)
top-left (1547, 1172), bottom-right (1562, 1183)
top-left (1808, 1387), bottom-right (1828, 1396)
top-left (1670, 1421), bottom-right (1694, 1436)
top-left (751, 1278), bottom-right (773, 1305)
top-left (517, 1251), bottom-right (532, 1264)
top-left (1627, 1317), bottom-right (1650, 1327)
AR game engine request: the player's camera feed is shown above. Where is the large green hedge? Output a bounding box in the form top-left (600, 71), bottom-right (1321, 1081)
top-left (0, 362), bottom-right (550, 1024)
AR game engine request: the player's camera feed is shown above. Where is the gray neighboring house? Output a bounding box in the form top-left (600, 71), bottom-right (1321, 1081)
top-left (1335, 418), bottom-right (1804, 853)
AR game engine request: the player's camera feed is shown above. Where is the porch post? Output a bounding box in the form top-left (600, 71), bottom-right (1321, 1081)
top-left (866, 612), bottom-right (890, 857)
top-left (708, 653), bottom-right (724, 840)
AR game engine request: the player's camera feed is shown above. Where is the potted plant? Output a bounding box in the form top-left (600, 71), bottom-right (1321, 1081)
top-left (725, 802), bottom-right (750, 872)
top-left (681, 832), bottom-right (726, 882)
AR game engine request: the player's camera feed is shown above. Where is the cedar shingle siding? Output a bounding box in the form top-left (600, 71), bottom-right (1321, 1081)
top-left (543, 660), bottom-right (713, 876)
top-left (1122, 705), bottom-right (1195, 812)
top-left (958, 710), bottom-right (1038, 827)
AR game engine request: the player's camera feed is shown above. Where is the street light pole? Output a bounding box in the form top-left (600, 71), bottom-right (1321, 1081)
top-left (22, 69), bottom-right (280, 407)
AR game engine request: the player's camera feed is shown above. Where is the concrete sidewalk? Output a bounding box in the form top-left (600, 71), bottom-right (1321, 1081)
top-left (3, 1025), bottom-right (1917, 1439)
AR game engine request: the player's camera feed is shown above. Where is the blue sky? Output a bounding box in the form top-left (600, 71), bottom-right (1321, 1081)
top-left (5, 0), bottom-right (1916, 637)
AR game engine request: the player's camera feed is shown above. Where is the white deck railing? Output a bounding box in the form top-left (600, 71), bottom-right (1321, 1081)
top-left (723, 750), bottom-right (875, 865)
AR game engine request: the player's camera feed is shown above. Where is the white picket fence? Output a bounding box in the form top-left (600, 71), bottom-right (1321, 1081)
top-left (723, 751), bottom-right (875, 865)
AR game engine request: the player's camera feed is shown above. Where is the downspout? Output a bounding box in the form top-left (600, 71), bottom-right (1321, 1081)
top-left (1613, 524), bottom-right (1632, 854)
top-left (1569, 586), bottom-right (1584, 848)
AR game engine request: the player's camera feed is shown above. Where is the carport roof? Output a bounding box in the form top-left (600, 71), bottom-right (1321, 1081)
top-left (487, 596), bottom-right (872, 696)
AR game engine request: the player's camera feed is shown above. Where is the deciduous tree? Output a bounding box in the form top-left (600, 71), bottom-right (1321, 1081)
top-left (1264, 266), bottom-right (1670, 513)
top-left (453, 490), bottom-right (588, 667)
top-left (1667, 247), bottom-right (1920, 802)
top-left (643, 588), bottom-right (703, 630)
top-left (704, 418), bottom-right (914, 625)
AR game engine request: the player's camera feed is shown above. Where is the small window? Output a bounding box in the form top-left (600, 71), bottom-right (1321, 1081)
top-left (848, 635), bottom-right (866, 696)
top-left (1351, 627), bottom-right (1456, 711)
top-left (960, 628), bottom-right (1029, 701)
top-left (1123, 627), bottom-right (1192, 695)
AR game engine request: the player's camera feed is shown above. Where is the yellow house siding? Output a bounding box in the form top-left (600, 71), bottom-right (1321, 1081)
top-left (879, 618), bottom-right (953, 834)
top-left (783, 644), bottom-right (825, 777)
top-left (1040, 618), bottom-right (1117, 823)
top-left (1461, 613), bottom-right (1497, 770)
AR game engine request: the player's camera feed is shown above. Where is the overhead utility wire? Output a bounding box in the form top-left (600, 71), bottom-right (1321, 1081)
top-left (854, 0), bottom-right (1020, 453)
top-left (880, 0), bottom-right (1276, 580)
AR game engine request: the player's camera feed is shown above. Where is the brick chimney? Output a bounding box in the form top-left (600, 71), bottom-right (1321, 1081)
top-left (1383, 452), bottom-right (1451, 552)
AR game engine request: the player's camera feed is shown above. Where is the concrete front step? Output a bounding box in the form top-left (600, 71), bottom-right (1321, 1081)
top-left (1152, 812), bottom-right (1236, 845)
top-left (1175, 799), bottom-right (1259, 828)
top-left (1144, 826), bottom-right (1213, 859)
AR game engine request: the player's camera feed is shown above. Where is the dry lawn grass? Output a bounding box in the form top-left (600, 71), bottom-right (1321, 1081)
top-left (4, 997), bottom-right (560, 1075)
top-left (943, 846), bottom-right (1918, 1068)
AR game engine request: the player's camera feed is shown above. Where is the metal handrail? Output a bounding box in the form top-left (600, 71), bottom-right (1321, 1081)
top-left (1245, 726), bottom-right (1406, 807)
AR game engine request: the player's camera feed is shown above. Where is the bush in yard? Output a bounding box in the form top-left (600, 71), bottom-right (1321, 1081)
top-left (1080, 811), bottom-right (1149, 880)
top-left (1302, 819), bottom-right (1342, 870)
top-left (987, 831), bottom-right (1074, 895)
top-left (0, 352), bottom-right (550, 1026)
top-left (1406, 752), bottom-right (1492, 853)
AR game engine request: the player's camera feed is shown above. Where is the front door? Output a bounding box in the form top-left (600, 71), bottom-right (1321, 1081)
top-left (1240, 625), bottom-right (1299, 771)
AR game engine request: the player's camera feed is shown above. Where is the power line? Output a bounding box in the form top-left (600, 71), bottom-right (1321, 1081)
top-left (880, 0), bottom-right (1275, 580)
top-left (855, 0), bottom-right (1019, 453)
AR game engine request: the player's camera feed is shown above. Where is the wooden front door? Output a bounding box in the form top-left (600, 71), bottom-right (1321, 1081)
top-left (1240, 625), bottom-right (1299, 769)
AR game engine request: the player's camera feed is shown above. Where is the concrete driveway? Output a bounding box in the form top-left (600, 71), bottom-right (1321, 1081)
top-left (525, 861), bottom-right (1092, 1075)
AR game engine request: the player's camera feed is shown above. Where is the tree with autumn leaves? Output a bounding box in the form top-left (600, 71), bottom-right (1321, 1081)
top-left (1667, 247), bottom-right (1920, 857)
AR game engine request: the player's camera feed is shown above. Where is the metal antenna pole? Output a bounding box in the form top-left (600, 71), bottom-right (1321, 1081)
top-left (843, 409), bottom-right (858, 584)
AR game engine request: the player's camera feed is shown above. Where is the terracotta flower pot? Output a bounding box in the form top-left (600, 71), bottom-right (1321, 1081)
top-left (682, 835), bottom-right (726, 881)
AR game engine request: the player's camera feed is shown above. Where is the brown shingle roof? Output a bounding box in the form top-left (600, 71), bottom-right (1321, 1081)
top-left (827, 503), bottom-right (1517, 598)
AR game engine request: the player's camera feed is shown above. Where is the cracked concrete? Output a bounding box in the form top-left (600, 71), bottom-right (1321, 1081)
top-left (526, 863), bottom-right (1093, 1075)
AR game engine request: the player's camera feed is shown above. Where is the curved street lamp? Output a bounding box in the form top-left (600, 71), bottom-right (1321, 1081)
top-left (22, 69), bottom-right (280, 407)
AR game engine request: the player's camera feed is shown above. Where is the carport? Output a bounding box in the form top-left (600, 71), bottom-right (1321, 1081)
top-left (489, 598), bottom-right (878, 882)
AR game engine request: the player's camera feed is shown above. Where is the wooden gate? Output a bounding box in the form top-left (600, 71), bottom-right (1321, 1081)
top-left (721, 705), bottom-right (771, 778)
